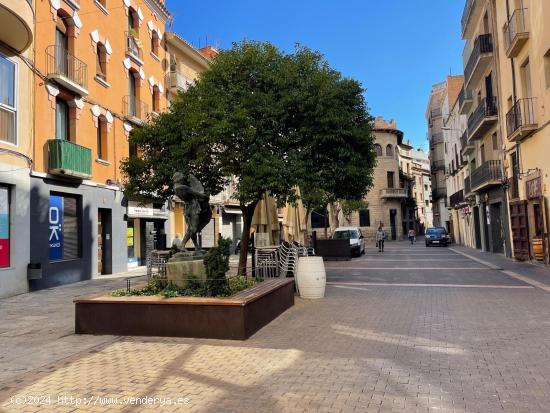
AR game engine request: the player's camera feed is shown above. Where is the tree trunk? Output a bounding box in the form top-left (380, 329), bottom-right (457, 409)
top-left (238, 202), bottom-right (257, 277)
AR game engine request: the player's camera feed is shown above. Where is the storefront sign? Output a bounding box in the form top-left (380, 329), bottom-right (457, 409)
top-left (128, 202), bottom-right (154, 217)
top-left (526, 176), bottom-right (542, 200)
top-left (49, 195), bottom-right (63, 261)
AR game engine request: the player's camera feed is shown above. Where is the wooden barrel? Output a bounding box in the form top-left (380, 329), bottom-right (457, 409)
top-left (296, 257), bottom-right (326, 299)
top-left (532, 238), bottom-right (545, 261)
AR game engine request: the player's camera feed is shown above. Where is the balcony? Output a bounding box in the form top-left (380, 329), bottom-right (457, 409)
top-left (503, 8), bottom-right (529, 58)
top-left (0, 0), bottom-right (34, 52)
top-left (380, 188), bottom-right (408, 199)
top-left (464, 34), bottom-right (493, 88)
top-left (432, 187), bottom-right (447, 200)
top-left (167, 71), bottom-right (194, 94)
top-left (431, 160), bottom-right (445, 172)
top-left (470, 160), bottom-right (503, 192)
top-left (459, 87), bottom-right (473, 114)
top-left (450, 190), bottom-right (465, 208)
top-left (506, 98), bottom-right (537, 142)
top-left (45, 46), bottom-right (88, 96)
top-left (47, 139), bottom-right (92, 179)
top-left (125, 32), bottom-right (144, 65)
top-left (461, 0), bottom-right (483, 39)
top-left (468, 96), bottom-right (498, 141)
top-left (123, 96), bottom-right (149, 124)
top-left (431, 132), bottom-right (444, 146)
top-left (464, 176), bottom-right (472, 196)
top-left (460, 130), bottom-right (474, 155)
top-left (430, 108), bottom-right (442, 119)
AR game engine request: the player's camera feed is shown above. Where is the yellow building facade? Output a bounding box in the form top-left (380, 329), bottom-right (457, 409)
top-left (0, 0), bottom-right (34, 297)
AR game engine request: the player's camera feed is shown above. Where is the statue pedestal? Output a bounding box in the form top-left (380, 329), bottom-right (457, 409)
top-left (166, 259), bottom-right (206, 289)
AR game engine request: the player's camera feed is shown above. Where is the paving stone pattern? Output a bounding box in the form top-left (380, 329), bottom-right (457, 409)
top-left (0, 243), bottom-right (549, 412)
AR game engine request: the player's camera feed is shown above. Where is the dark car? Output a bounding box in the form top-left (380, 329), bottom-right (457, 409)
top-left (425, 227), bottom-right (451, 247)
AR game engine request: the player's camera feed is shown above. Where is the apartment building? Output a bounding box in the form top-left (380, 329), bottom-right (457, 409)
top-left (410, 149), bottom-right (433, 232)
top-left (0, 0), bottom-right (34, 297)
top-left (426, 78), bottom-right (461, 231)
top-left (493, 0), bottom-right (550, 264)
top-left (461, 0), bottom-right (512, 256)
top-left (333, 117), bottom-right (415, 241)
top-left (29, 0), bottom-right (170, 288)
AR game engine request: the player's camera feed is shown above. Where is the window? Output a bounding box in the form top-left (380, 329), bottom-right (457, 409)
top-left (151, 30), bottom-right (159, 56)
top-left (97, 117), bottom-right (108, 160)
top-left (96, 43), bottom-right (107, 81)
top-left (374, 144), bottom-right (382, 157)
top-left (359, 209), bottom-right (370, 227)
top-left (387, 171), bottom-right (395, 189)
top-left (152, 86), bottom-right (160, 113)
top-left (545, 49), bottom-right (550, 89)
top-left (311, 209), bottom-right (327, 229)
top-left (49, 194), bottom-right (80, 261)
top-left (0, 186), bottom-right (10, 268)
top-left (55, 98), bottom-right (69, 141)
top-left (386, 144), bottom-right (393, 157)
top-left (0, 55), bottom-right (16, 145)
top-left (492, 133), bottom-right (499, 150)
top-left (520, 58), bottom-right (532, 98)
top-left (425, 200), bottom-right (429, 207)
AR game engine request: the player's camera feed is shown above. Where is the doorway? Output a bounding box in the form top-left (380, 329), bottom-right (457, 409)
top-left (474, 206), bottom-right (482, 249)
top-left (98, 209), bottom-right (112, 275)
top-left (390, 209), bottom-right (397, 240)
top-left (490, 202), bottom-right (504, 253)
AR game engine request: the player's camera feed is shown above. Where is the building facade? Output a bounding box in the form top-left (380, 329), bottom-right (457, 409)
top-left (492, 0), bottom-right (550, 264)
top-left (410, 149), bottom-right (433, 232)
top-left (339, 117), bottom-right (415, 242)
top-left (29, 0), bottom-right (170, 289)
top-left (0, 0), bottom-right (34, 297)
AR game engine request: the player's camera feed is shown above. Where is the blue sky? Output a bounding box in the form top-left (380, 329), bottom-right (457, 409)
top-left (169, 1), bottom-right (465, 151)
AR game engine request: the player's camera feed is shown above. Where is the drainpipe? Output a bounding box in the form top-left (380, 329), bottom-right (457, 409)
top-left (491, 0), bottom-right (513, 257)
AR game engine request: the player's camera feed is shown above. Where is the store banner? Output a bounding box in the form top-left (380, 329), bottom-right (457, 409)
top-left (0, 187), bottom-right (9, 267)
top-left (49, 195), bottom-right (63, 261)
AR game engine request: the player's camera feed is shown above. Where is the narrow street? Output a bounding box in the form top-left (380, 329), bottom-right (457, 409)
top-left (1, 241), bottom-right (550, 412)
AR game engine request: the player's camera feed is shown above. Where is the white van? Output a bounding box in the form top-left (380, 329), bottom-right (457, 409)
top-left (332, 227), bottom-right (365, 257)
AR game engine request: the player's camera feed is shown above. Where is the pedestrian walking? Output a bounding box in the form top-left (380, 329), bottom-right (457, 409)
top-left (376, 224), bottom-right (386, 252)
top-left (408, 228), bottom-right (416, 245)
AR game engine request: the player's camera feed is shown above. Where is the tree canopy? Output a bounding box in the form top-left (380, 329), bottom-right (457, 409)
top-left (121, 40), bottom-right (377, 273)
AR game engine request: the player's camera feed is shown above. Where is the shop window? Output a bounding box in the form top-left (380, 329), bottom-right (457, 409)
top-left (374, 144), bottom-right (382, 157)
top-left (96, 117), bottom-right (108, 161)
top-left (96, 43), bottom-right (107, 81)
top-left (49, 194), bottom-right (81, 261)
top-left (359, 209), bottom-right (370, 227)
top-left (55, 98), bottom-right (70, 141)
top-left (0, 55), bottom-right (16, 145)
top-left (0, 186), bottom-right (10, 268)
top-left (311, 209), bottom-right (327, 229)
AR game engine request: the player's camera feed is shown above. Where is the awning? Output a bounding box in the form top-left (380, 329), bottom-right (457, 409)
top-left (223, 206), bottom-right (242, 215)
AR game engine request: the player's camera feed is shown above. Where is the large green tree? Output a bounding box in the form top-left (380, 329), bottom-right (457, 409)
top-left (122, 41), bottom-right (376, 274)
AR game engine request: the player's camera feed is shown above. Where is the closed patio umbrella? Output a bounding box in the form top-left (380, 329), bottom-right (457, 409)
top-left (282, 188), bottom-right (307, 245)
top-left (252, 192), bottom-right (280, 246)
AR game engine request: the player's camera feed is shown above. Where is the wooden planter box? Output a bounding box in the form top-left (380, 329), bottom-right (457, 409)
top-left (75, 278), bottom-right (294, 340)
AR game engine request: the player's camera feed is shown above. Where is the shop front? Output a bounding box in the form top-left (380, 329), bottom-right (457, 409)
top-left (126, 201), bottom-right (169, 267)
top-left (525, 172), bottom-right (548, 264)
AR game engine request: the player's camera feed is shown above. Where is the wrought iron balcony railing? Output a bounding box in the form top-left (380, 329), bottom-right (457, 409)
top-left (506, 97), bottom-right (537, 141)
top-left (450, 190), bottom-right (465, 207)
top-left (464, 33), bottom-right (493, 86)
top-left (380, 188), bottom-right (409, 198)
top-left (126, 32), bottom-right (143, 61)
top-left (470, 160), bottom-right (503, 191)
top-left (45, 45), bottom-right (88, 94)
top-left (464, 176), bottom-right (472, 196)
top-left (468, 96), bottom-right (498, 140)
top-left (503, 8), bottom-right (529, 58)
top-left (123, 95), bottom-right (149, 122)
top-left (459, 87), bottom-right (473, 114)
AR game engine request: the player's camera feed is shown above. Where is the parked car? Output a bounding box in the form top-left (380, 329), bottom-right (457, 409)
top-left (425, 227), bottom-right (451, 247)
top-left (332, 227), bottom-right (365, 257)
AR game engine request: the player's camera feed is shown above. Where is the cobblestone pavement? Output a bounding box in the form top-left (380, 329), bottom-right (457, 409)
top-left (1, 243), bottom-right (550, 412)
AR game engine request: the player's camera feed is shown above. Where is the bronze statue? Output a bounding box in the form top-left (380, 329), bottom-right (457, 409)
top-left (173, 173), bottom-right (212, 253)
